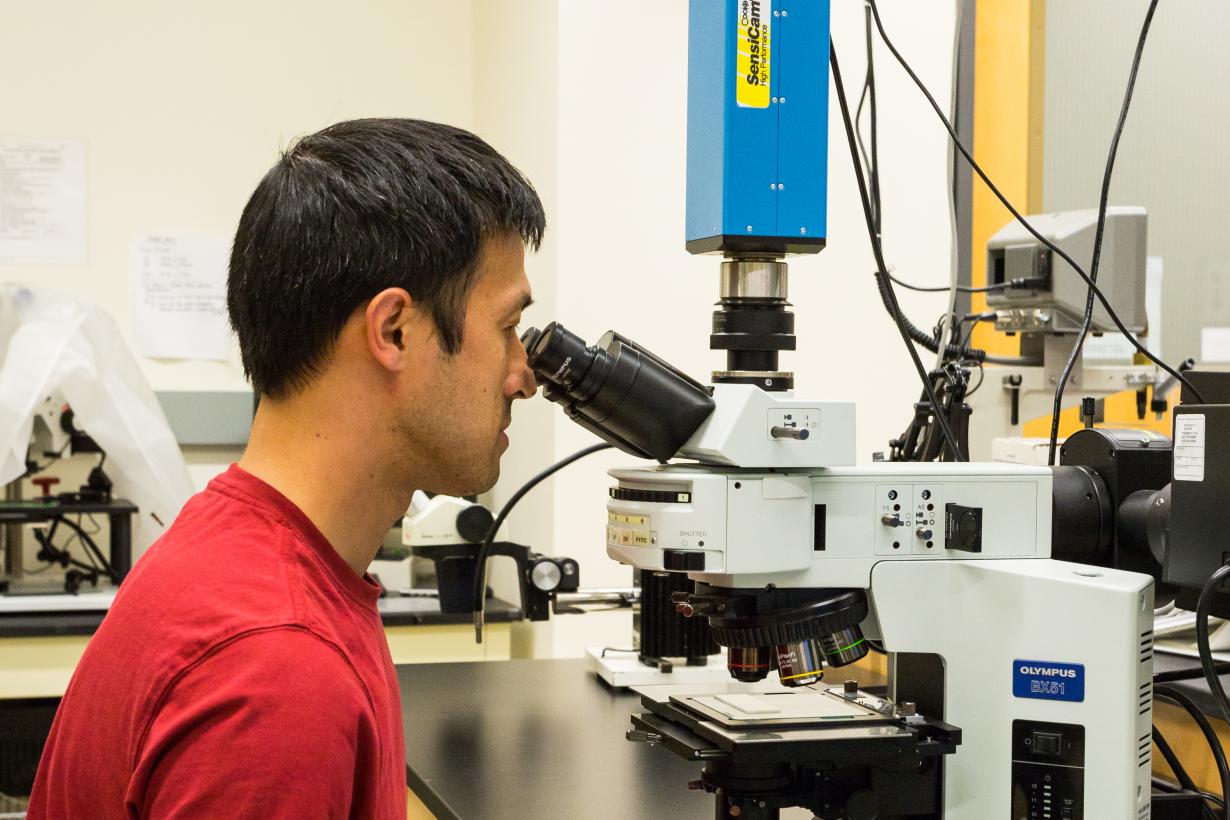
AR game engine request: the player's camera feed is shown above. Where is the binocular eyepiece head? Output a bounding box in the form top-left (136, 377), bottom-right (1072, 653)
top-left (521, 322), bottom-right (715, 462)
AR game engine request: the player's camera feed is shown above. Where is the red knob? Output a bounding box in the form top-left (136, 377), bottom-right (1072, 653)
top-left (31, 476), bottom-right (60, 497)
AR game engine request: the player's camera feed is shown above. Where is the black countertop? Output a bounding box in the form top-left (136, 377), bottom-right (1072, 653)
top-left (0, 595), bottom-right (522, 638)
top-left (401, 655), bottom-right (1230, 819)
top-left (399, 658), bottom-right (713, 820)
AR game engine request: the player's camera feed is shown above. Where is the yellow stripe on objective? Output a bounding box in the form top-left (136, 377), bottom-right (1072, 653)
top-left (779, 668), bottom-right (823, 682)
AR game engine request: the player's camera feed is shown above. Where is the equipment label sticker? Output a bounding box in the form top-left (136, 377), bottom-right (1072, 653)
top-left (1013, 660), bottom-right (1085, 702)
top-left (1174, 414), bottom-right (1205, 482)
top-left (735, 0), bottom-right (771, 108)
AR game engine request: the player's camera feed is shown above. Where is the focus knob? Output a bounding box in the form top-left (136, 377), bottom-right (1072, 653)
top-left (456, 504), bottom-right (495, 543)
top-left (529, 559), bottom-right (562, 592)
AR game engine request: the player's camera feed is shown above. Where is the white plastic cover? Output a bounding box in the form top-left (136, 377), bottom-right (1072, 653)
top-left (0, 284), bottom-right (194, 555)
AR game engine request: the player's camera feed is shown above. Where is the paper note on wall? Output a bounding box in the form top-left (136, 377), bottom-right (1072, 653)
top-left (130, 234), bottom-right (231, 360)
top-left (1201, 327), bottom-right (1230, 363)
top-left (0, 140), bottom-right (87, 265)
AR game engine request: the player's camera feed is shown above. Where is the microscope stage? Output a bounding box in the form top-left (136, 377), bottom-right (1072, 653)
top-left (683, 689), bottom-right (880, 728)
top-left (635, 680), bottom-right (894, 730)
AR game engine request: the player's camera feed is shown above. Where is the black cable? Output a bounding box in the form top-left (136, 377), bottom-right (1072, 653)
top-left (1152, 777), bottom-right (1226, 818)
top-left (831, 42), bottom-right (965, 462)
top-left (863, 0), bottom-right (881, 236)
top-left (1154, 725), bottom-right (1202, 797)
top-left (958, 313), bottom-right (992, 356)
top-left (30, 527), bottom-right (102, 578)
top-left (1155, 684), bottom-right (1230, 820)
top-left (473, 442), bottom-right (614, 642)
top-left (1196, 564), bottom-right (1230, 728)
top-left (1154, 725), bottom-right (1221, 820)
top-left (964, 361), bottom-right (986, 399)
top-left (863, 0), bottom-right (1204, 408)
top-left (888, 272), bottom-right (1020, 294)
top-left (874, 272), bottom-right (994, 363)
top-left (1047, 0), bottom-right (1160, 467)
top-left (55, 515), bottom-right (115, 582)
top-left (850, 4), bottom-right (1008, 370)
top-left (1154, 661), bottom-right (1230, 684)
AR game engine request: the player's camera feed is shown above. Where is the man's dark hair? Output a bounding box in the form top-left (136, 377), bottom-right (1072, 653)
top-left (228, 118), bottom-right (545, 399)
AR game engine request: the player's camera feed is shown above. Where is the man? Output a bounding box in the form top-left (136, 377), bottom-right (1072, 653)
top-left (28, 118), bottom-right (543, 819)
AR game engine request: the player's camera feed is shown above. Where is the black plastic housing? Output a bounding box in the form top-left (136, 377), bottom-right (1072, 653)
top-left (523, 323), bottom-right (715, 462)
top-left (1166, 404), bottom-right (1230, 616)
top-left (1054, 427), bottom-right (1172, 578)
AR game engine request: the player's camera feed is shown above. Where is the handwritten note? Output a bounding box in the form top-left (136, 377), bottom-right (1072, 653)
top-left (130, 234), bottom-right (231, 360)
top-left (0, 140), bottom-right (87, 265)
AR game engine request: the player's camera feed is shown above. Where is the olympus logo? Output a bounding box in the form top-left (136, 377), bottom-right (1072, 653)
top-left (1019, 665), bottom-right (1076, 678)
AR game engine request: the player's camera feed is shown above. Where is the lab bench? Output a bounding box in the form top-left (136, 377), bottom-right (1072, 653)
top-left (0, 593), bottom-right (520, 699)
top-left (401, 656), bottom-right (1230, 819)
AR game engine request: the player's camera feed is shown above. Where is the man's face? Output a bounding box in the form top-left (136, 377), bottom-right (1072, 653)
top-left (397, 233), bottom-right (537, 496)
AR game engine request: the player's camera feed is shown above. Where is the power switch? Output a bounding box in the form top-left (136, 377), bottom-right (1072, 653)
top-left (1031, 731), bottom-right (1062, 757)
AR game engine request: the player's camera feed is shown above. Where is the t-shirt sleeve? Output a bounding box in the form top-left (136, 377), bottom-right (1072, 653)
top-left (127, 627), bottom-right (378, 819)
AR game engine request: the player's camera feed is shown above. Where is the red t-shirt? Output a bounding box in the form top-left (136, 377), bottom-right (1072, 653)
top-left (27, 465), bottom-right (406, 819)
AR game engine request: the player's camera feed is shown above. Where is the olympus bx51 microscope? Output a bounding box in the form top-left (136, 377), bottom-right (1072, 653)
top-left (517, 2), bottom-right (1154, 818)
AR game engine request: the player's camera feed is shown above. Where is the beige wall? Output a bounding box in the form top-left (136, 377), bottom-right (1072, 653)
top-left (0, 0), bottom-right (475, 395)
top-left (2, 1), bottom-right (966, 659)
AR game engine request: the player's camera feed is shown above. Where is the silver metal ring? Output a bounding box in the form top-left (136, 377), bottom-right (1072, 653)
top-left (719, 259), bottom-right (788, 300)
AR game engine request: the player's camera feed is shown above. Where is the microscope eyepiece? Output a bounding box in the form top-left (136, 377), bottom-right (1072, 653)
top-left (522, 322), bottom-right (715, 462)
top-left (522, 323), bottom-right (598, 392)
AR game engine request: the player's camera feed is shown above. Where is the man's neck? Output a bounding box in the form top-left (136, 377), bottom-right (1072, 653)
top-left (238, 396), bottom-right (412, 578)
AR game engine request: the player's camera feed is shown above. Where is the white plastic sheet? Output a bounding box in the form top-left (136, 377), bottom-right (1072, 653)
top-left (0, 283), bottom-right (194, 555)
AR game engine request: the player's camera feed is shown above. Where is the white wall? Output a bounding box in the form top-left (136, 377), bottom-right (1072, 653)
top-left (2, 1), bottom-right (962, 658)
top-left (485, 1), bottom-right (962, 658)
top-left (0, 0), bottom-right (478, 507)
top-left (0, 0), bottom-right (475, 396)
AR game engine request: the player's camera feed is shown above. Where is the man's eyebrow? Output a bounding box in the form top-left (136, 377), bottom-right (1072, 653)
top-left (507, 293), bottom-right (534, 315)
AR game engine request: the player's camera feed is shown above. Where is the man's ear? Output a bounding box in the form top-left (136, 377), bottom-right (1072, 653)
top-left (364, 288), bottom-right (416, 372)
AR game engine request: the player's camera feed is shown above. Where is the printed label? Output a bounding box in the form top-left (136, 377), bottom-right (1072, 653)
top-left (1174, 414), bottom-right (1205, 482)
top-left (735, 0), bottom-right (771, 108)
top-left (1012, 659), bottom-right (1085, 702)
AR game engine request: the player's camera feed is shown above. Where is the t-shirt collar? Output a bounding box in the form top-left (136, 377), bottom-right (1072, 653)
top-left (208, 463), bottom-right (382, 606)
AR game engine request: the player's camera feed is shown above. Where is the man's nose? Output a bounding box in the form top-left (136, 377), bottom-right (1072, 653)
top-left (510, 354), bottom-right (537, 400)
top-left (519, 361), bottom-right (538, 399)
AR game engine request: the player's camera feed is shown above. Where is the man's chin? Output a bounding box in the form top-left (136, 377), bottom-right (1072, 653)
top-left (431, 465), bottom-right (500, 499)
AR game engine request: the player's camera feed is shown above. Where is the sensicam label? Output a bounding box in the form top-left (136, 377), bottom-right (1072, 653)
top-left (735, 0), bottom-right (771, 108)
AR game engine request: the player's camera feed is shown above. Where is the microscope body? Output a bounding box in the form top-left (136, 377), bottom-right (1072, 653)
top-left (604, 399), bottom-right (1153, 818)
top-left (516, 2), bottom-right (1155, 813)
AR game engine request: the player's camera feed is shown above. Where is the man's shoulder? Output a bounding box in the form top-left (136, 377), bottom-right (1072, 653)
top-left (117, 482), bottom-right (303, 619)
top-left (167, 625), bottom-right (373, 710)
top-left (75, 485), bottom-right (312, 702)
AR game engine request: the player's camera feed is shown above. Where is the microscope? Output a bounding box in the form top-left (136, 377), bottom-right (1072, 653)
top-left (517, 2), bottom-right (1154, 817)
